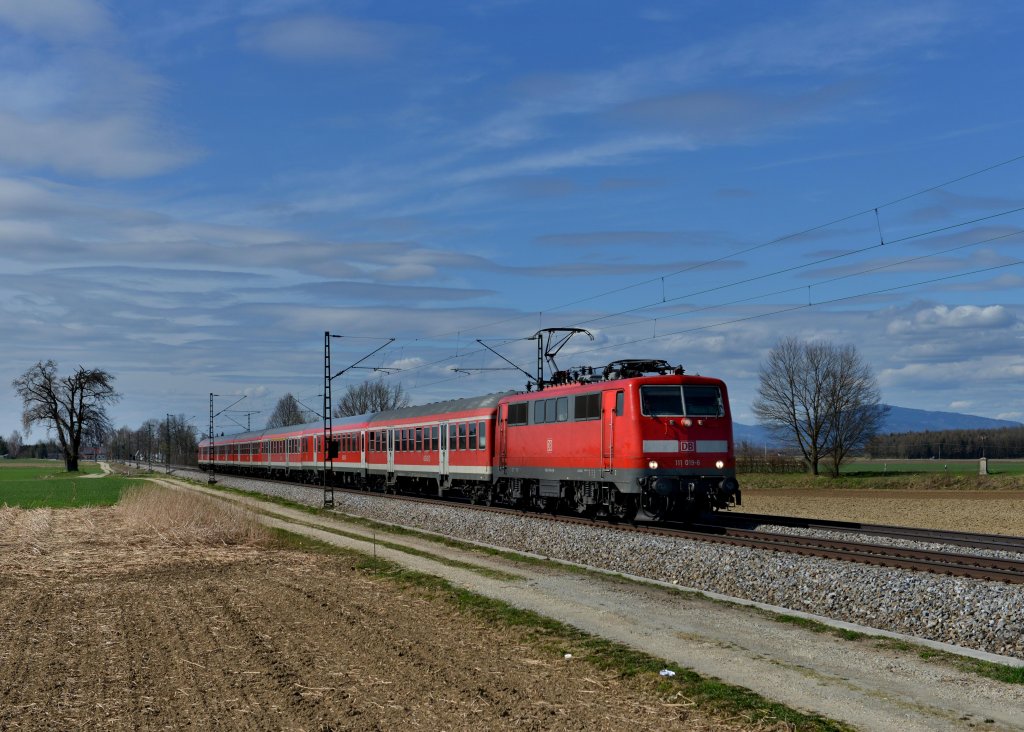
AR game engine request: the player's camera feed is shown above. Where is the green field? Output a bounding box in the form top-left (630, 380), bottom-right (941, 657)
top-left (0, 459), bottom-right (144, 508)
top-left (842, 458), bottom-right (1024, 476)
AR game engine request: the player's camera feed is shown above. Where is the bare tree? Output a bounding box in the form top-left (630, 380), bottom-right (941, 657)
top-left (334, 379), bottom-right (410, 417)
top-left (822, 344), bottom-right (888, 476)
top-left (12, 360), bottom-right (119, 472)
top-left (163, 414), bottom-right (199, 466)
top-left (266, 393), bottom-right (310, 428)
top-left (752, 338), bottom-right (885, 476)
top-left (7, 430), bottom-right (23, 458)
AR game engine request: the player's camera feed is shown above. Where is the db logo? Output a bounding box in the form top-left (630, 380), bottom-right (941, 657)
top-left (679, 441), bottom-right (695, 452)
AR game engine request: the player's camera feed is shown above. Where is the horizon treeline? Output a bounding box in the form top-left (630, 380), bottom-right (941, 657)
top-left (866, 426), bottom-right (1024, 460)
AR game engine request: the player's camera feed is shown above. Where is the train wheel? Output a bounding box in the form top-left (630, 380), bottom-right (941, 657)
top-left (637, 485), bottom-right (669, 521)
top-left (571, 485), bottom-right (596, 517)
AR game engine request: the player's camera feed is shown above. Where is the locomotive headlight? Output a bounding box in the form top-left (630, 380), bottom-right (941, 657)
top-left (715, 460), bottom-right (725, 469)
top-left (648, 460), bottom-right (659, 469)
top-left (682, 418), bottom-right (693, 427)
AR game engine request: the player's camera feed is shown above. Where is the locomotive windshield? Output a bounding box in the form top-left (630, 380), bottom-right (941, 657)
top-left (640, 385), bottom-right (724, 417)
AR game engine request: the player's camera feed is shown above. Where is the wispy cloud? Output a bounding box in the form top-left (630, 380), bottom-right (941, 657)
top-left (0, 8), bottom-right (197, 177)
top-left (0, 0), bottom-right (111, 40)
top-left (239, 15), bottom-right (410, 62)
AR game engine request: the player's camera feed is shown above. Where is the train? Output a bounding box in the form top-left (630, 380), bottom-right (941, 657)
top-left (198, 358), bottom-right (741, 521)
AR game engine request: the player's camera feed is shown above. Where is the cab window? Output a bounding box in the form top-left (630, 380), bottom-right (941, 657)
top-left (683, 386), bottom-right (724, 417)
top-left (640, 386), bottom-right (684, 416)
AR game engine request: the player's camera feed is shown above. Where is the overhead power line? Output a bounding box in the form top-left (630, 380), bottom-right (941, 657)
top-left (327, 153), bottom-right (1024, 388)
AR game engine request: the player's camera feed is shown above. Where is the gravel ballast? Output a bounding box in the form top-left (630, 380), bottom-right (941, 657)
top-left (176, 469), bottom-right (1024, 661)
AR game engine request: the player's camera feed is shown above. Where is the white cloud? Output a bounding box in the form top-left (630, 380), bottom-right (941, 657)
top-left (240, 15), bottom-right (403, 61)
top-left (0, 0), bottom-right (110, 41)
top-left (887, 304), bottom-right (1017, 334)
top-left (0, 112), bottom-right (196, 178)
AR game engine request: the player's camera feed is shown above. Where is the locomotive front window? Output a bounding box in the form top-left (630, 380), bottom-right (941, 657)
top-left (640, 386), bottom-right (684, 416)
top-left (641, 385), bottom-right (725, 417)
top-left (684, 386), bottom-right (724, 416)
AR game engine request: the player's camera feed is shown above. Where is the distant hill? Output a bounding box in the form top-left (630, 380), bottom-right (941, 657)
top-left (733, 404), bottom-right (1022, 447)
top-left (732, 421), bottom-right (772, 446)
top-left (878, 405), bottom-right (1021, 434)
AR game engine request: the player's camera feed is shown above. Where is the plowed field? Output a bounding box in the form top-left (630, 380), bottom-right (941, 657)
top-left (0, 505), bottom-right (737, 731)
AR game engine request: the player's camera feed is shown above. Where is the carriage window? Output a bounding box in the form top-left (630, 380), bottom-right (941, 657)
top-left (431, 426), bottom-right (439, 451)
top-left (478, 421), bottom-right (487, 450)
top-left (468, 422), bottom-right (477, 450)
top-left (449, 424), bottom-right (458, 450)
top-left (683, 385), bottom-right (724, 417)
top-left (534, 400), bottom-right (545, 424)
top-left (556, 397), bottom-right (568, 422)
top-left (415, 427), bottom-right (423, 451)
top-left (574, 393), bottom-right (600, 421)
top-left (458, 423), bottom-right (467, 450)
top-left (508, 403), bottom-right (528, 426)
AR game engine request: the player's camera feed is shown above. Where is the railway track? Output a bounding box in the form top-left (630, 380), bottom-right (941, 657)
top-left (158, 464), bottom-right (1024, 584)
top-left (705, 510), bottom-right (1024, 553)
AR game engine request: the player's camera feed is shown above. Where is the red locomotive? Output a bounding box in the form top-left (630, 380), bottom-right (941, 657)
top-left (198, 358), bottom-right (741, 521)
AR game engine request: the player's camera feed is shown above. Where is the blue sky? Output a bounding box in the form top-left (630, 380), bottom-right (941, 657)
top-left (1, 0), bottom-right (1023, 442)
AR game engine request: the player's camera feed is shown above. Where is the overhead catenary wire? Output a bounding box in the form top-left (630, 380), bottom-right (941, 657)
top-left (568, 260), bottom-right (1024, 359)
top-left (572, 206), bottom-right (1024, 330)
top-left (366, 216), bottom-right (1024, 383)
top-left (410, 152), bottom-right (1024, 343)
top-left (318, 153), bottom-right (1024, 392)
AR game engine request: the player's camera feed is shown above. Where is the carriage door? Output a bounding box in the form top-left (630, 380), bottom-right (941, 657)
top-left (438, 421), bottom-right (449, 481)
top-left (497, 404), bottom-right (508, 471)
top-left (386, 429), bottom-right (395, 478)
top-left (601, 389), bottom-right (623, 472)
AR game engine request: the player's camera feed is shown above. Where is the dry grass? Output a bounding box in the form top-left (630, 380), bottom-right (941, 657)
top-left (118, 484), bottom-right (274, 547)
top-left (0, 507), bottom-right (57, 555)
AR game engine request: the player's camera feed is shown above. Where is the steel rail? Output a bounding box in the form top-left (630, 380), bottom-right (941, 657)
top-left (707, 511), bottom-right (1024, 552)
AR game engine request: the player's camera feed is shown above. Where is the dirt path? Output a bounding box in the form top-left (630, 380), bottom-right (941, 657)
top-left (168, 480), bottom-right (1024, 732)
